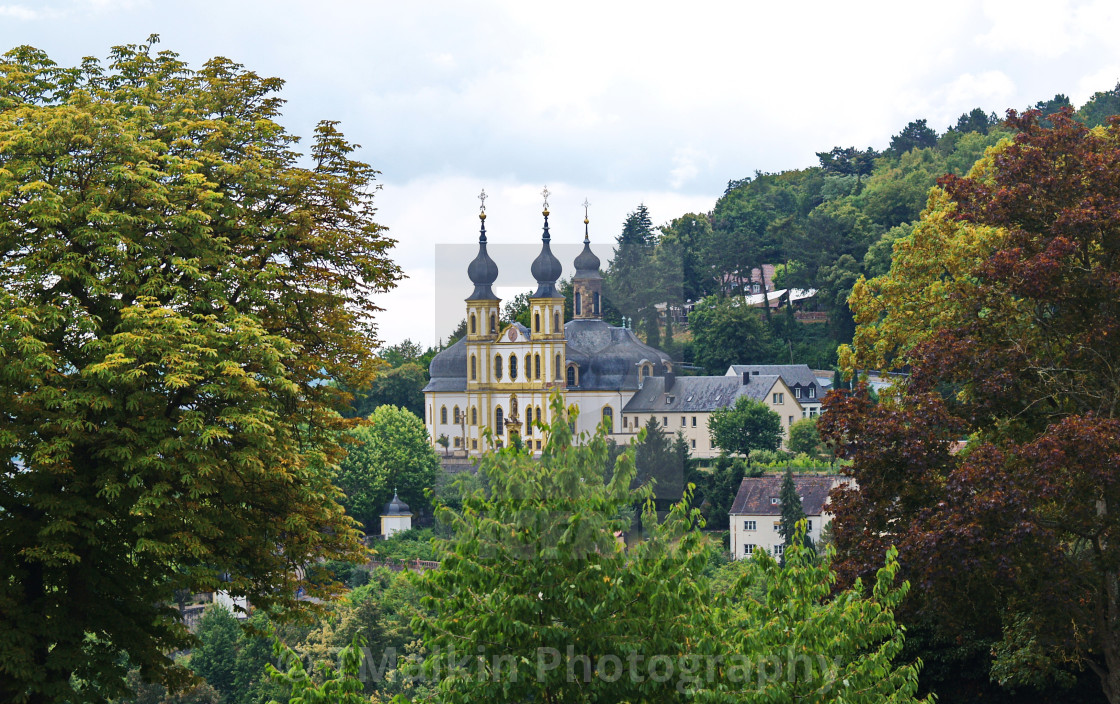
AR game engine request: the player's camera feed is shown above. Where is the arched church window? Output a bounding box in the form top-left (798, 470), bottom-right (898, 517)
top-left (534, 354), bottom-right (541, 379)
top-left (495, 406), bottom-right (504, 435)
top-left (525, 405), bottom-right (533, 436)
top-left (567, 364), bottom-right (577, 387)
top-left (535, 313), bottom-right (541, 333)
top-left (575, 291), bottom-right (582, 316)
top-left (536, 407), bottom-right (542, 424)
top-left (602, 406), bottom-right (614, 433)
top-left (524, 355), bottom-right (530, 381)
top-left (440, 406), bottom-right (447, 424)
top-left (470, 314), bottom-right (476, 334)
top-left (555, 354), bottom-right (562, 380)
top-left (593, 292), bottom-right (600, 315)
top-left (470, 355), bottom-right (477, 380)
top-left (490, 313), bottom-right (496, 333)
top-left (554, 311), bottom-right (560, 332)
top-left (471, 406), bottom-right (477, 425)
top-left (495, 354), bottom-right (503, 380)
top-left (453, 406), bottom-right (461, 423)
top-left (509, 354), bottom-right (518, 380)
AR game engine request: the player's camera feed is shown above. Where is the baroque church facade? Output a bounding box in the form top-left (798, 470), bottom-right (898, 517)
top-left (423, 195), bottom-right (674, 455)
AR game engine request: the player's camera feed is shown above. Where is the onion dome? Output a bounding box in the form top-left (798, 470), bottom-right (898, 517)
top-left (467, 208), bottom-right (499, 301)
top-left (573, 209), bottom-right (601, 280)
top-left (531, 188), bottom-right (562, 297)
top-left (382, 490), bottom-right (411, 516)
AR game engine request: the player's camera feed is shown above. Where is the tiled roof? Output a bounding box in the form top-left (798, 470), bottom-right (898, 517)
top-left (621, 375), bottom-right (780, 413)
top-left (726, 364), bottom-right (824, 401)
top-left (729, 475), bottom-right (843, 516)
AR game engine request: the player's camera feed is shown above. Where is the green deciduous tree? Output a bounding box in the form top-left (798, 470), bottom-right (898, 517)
top-left (190, 607), bottom-right (241, 699)
top-left (688, 296), bottom-right (781, 373)
top-left (411, 393), bottom-right (710, 703)
top-left (787, 417), bottom-right (824, 457)
top-left (708, 396), bottom-right (783, 458)
top-left (0, 39), bottom-right (400, 702)
top-left (335, 405), bottom-right (440, 533)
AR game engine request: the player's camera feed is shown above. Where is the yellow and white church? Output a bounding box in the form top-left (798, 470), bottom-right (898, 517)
top-left (422, 194), bottom-right (675, 455)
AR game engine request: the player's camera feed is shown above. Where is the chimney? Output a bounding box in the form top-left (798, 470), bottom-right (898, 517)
top-left (742, 371), bottom-right (749, 385)
top-left (665, 369), bottom-right (676, 392)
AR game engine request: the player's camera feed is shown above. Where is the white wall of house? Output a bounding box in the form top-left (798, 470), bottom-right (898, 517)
top-left (729, 510), bottom-right (828, 560)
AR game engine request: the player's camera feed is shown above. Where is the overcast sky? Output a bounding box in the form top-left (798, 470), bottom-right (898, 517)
top-left (3, 0), bottom-right (1119, 345)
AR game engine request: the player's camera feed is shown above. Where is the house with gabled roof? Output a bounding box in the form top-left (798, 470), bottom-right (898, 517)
top-left (618, 372), bottom-right (803, 458)
top-left (726, 364), bottom-right (825, 418)
top-left (729, 474), bottom-right (849, 560)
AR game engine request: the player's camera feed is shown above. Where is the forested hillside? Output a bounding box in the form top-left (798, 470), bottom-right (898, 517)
top-left (601, 85), bottom-right (1120, 373)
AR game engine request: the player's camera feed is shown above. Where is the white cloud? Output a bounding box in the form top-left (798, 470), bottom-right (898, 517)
top-left (0, 4), bottom-right (55, 19)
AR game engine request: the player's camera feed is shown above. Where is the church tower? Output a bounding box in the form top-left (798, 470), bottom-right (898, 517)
top-left (528, 187), bottom-right (566, 386)
top-left (465, 190), bottom-right (500, 392)
top-left (572, 199), bottom-right (602, 320)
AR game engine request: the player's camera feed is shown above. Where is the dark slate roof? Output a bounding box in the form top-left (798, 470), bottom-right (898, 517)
top-left (573, 236), bottom-right (602, 279)
top-left (564, 319), bottom-right (674, 391)
top-left (382, 491), bottom-right (411, 516)
top-left (727, 364), bottom-right (824, 401)
top-left (466, 223), bottom-right (499, 301)
top-left (423, 319), bottom-right (675, 393)
top-left (622, 375), bottom-right (780, 413)
top-left (729, 475), bottom-right (841, 516)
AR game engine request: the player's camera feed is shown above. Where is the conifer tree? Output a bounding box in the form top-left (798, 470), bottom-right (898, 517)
top-left (778, 467), bottom-right (813, 560)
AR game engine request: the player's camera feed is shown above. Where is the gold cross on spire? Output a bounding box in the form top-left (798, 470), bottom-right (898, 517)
top-left (541, 185), bottom-right (551, 212)
top-left (582, 198), bottom-right (590, 218)
top-left (478, 188), bottom-right (487, 213)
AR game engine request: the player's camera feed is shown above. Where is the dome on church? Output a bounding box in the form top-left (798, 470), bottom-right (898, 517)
top-left (466, 217), bottom-right (499, 301)
top-left (564, 318), bottom-right (673, 391)
top-left (382, 491), bottom-right (411, 516)
top-left (531, 212), bottom-right (562, 297)
top-left (573, 239), bottom-right (601, 279)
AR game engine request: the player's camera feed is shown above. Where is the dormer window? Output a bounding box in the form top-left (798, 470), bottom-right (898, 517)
top-left (808, 387), bottom-right (815, 398)
top-left (770, 497), bottom-right (779, 505)
top-left (795, 387), bottom-right (801, 399)
top-left (666, 395), bottom-right (675, 404)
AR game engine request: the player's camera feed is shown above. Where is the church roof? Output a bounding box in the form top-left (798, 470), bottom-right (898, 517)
top-left (564, 319), bottom-right (673, 391)
top-left (466, 218), bottom-right (499, 301)
top-left (622, 374), bottom-right (780, 413)
top-left (421, 319), bottom-right (674, 393)
top-left (382, 491), bottom-right (411, 516)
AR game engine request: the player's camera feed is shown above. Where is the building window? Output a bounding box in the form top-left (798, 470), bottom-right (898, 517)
top-left (536, 407), bottom-right (541, 424)
top-left (495, 354), bottom-right (503, 380)
top-left (808, 387), bottom-right (815, 398)
top-left (681, 416), bottom-right (686, 427)
top-left (490, 313), bottom-right (496, 333)
top-left (453, 436), bottom-right (461, 447)
top-left (567, 364), bottom-right (577, 386)
top-left (535, 312), bottom-right (541, 332)
top-left (691, 416), bottom-right (697, 427)
top-left (795, 387), bottom-right (801, 398)
top-left (789, 416), bottom-right (794, 426)
top-left (472, 439), bottom-right (478, 450)
top-left (575, 291), bottom-right (582, 316)
top-left (773, 392), bottom-right (784, 404)
top-left (534, 354), bottom-right (541, 379)
top-left (470, 314), bottom-right (476, 334)
top-left (554, 311), bottom-right (560, 332)
top-left (536, 440), bottom-right (542, 450)
top-left (602, 406), bottom-right (614, 433)
top-left (593, 291), bottom-right (600, 315)
top-left (773, 545), bottom-right (785, 557)
top-left (471, 407), bottom-right (477, 425)
top-left (690, 439), bottom-right (695, 448)
top-left (555, 354), bottom-right (562, 380)
top-left (495, 406), bottom-right (504, 435)
top-left (453, 406), bottom-right (461, 423)
top-left (510, 354), bottom-right (518, 380)
top-left (744, 520), bottom-right (757, 530)
top-left (525, 355), bottom-right (531, 382)
top-left (470, 355), bottom-right (476, 380)
top-left (807, 520), bottom-right (813, 532)
top-left (744, 544), bottom-right (755, 555)
top-left (662, 416), bottom-right (668, 426)
top-left (525, 414), bottom-right (533, 436)
top-left (440, 406), bottom-right (447, 424)
top-left (770, 497), bottom-right (779, 505)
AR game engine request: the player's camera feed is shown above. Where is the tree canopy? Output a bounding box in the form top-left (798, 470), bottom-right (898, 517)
top-left (0, 38), bottom-right (399, 702)
top-left (823, 108), bottom-right (1120, 703)
top-left (708, 395), bottom-right (783, 458)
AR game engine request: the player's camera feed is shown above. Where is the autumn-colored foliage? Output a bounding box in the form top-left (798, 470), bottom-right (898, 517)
top-left (825, 109), bottom-right (1120, 702)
